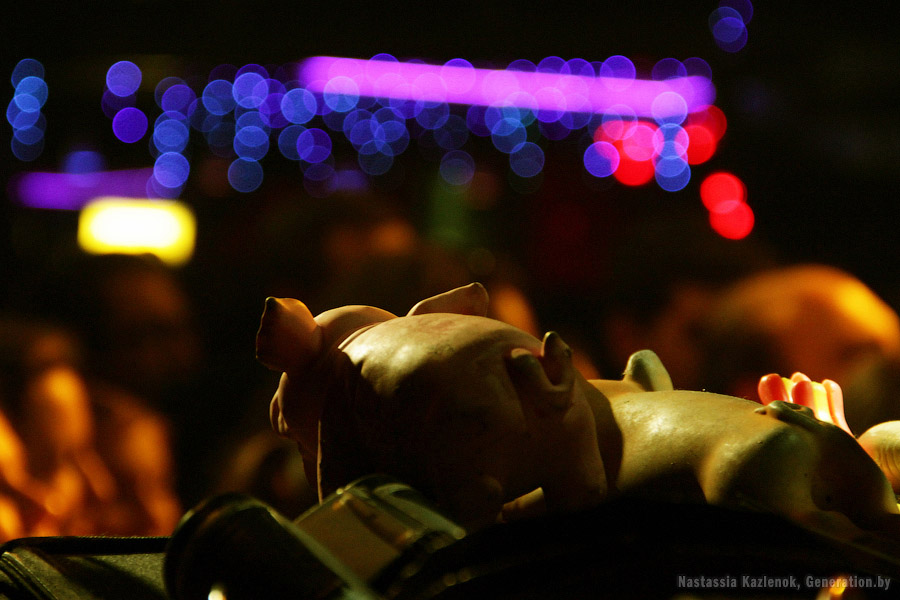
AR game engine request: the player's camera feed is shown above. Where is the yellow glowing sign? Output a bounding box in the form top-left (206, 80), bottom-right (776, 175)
top-left (77, 197), bottom-right (196, 266)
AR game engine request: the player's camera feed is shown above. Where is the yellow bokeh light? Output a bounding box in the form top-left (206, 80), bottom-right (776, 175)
top-left (77, 197), bottom-right (196, 266)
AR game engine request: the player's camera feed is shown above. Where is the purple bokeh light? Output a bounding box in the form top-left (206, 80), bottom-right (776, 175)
top-left (112, 107), bottom-right (149, 143)
top-left (298, 56), bottom-right (715, 120)
top-left (11, 168), bottom-right (155, 210)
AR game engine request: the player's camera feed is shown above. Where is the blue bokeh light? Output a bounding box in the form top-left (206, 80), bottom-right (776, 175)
top-left (655, 153), bottom-right (689, 178)
top-left (507, 59), bottom-right (537, 74)
top-left (358, 147), bottom-right (393, 176)
top-left (154, 77), bottom-right (187, 108)
top-left (153, 117), bottom-right (190, 153)
top-left (14, 76), bottom-right (49, 112)
top-left (161, 84), bottom-right (196, 114)
top-left (490, 118), bottom-right (527, 154)
top-left (234, 125), bottom-right (270, 160)
top-left (233, 72), bottom-right (266, 109)
top-left (278, 124), bottom-right (306, 160)
top-left (7, 98), bottom-right (40, 129)
top-left (465, 105), bottom-right (492, 137)
top-left (112, 107), bottom-right (149, 143)
top-left (13, 122), bottom-right (45, 145)
top-left (684, 57), bottom-right (713, 80)
top-left (11, 135), bottom-right (44, 161)
top-left (600, 55), bottom-right (636, 89)
top-left (439, 150), bottom-right (475, 186)
top-left (281, 88), bottom-right (317, 124)
top-left (651, 58), bottom-right (687, 81)
top-left (415, 102), bottom-right (450, 130)
top-left (583, 142), bottom-right (620, 177)
top-left (537, 56), bottom-right (566, 73)
top-left (153, 151), bottom-right (191, 188)
top-left (106, 61), bottom-right (142, 97)
top-left (228, 158), bottom-right (264, 192)
top-left (509, 142), bottom-right (545, 178)
top-left (297, 128), bottom-right (332, 163)
top-left (565, 58), bottom-right (595, 77)
top-left (721, 0), bottom-right (753, 23)
top-left (235, 110), bottom-right (270, 133)
top-left (655, 161), bottom-right (691, 192)
top-left (12, 59), bottom-right (44, 87)
top-left (259, 93), bottom-right (288, 128)
top-left (710, 7), bottom-right (749, 52)
top-left (63, 150), bottom-right (106, 174)
top-left (202, 80), bottom-right (236, 115)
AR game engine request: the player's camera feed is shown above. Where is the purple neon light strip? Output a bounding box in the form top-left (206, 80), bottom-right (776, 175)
top-left (11, 168), bottom-right (154, 210)
top-left (298, 56), bottom-right (715, 117)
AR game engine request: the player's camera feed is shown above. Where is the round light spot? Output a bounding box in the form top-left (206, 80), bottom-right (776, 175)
top-left (112, 107), bottom-right (148, 143)
top-left (651, 91), bottom-right (688, 125)
top-left (700, 172), bottom-right (746, 211)
top-left (11, 59), bottom-right (44, 87)
top-left (297, 128), bottom-right (332, 163)
top-left (323, 76), bottom-right (360, 112)
top-left (278, 124), bottom-right (307, 160)
top-left (439, 150), bottom-right (475, 186)
top-left (415, 103), bottom-right (450, 130)
top-left (281, 88), bottom-right (317, 124)
top-left (509, 142), bottom-right (545, 178)
top-left (654, 154), bottom-right (688, 178)
top-left (600, 56), bottom-right (636, 90)
top-left (709, 200), bottom-right (754, 239)
top-left (358, 148), bottom-right (393, 176)
top-left (234, 125), bottom-right (270, 160)
top-left (233, 72), bottom-right (266, 109)
top-left (14, 76), bottom-right (49, 112)
top-left (153, 151), bottom-right (190, 188)
top-left (490, 117), bottom-right (527, 154)
top-left (154, 77), bottom-right (186, 108)
top-left (228, 158), bottom-right (264, 192)
top-left (106, 60), bottom-right (142, 97)
top-left (684, 124), bottom-right (717, 164)
top-left (613, 154), bottom-right (655, 186)
top-left (161, 84), bottom-right (196, 115)
top-left (655, 162), bottom-right (691, 192)
top-left (11, 136), bottom-right (44, 161)
top-left (584, 142), bottom-right (619, 177)
top-left (153, 118), bottom-right (190, 153)
top-left (202, 80), bottom-right (236, 115)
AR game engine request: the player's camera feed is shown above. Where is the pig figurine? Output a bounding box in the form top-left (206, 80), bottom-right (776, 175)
top-left (257, 283), bottom-right (900, 542)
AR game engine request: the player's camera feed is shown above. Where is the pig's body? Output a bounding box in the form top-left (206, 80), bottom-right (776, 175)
top-left (258, 284), bottom-right (900, 542)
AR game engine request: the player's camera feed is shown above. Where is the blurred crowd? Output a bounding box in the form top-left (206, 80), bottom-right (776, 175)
top-left (2, 161), bottom-right (900, 542)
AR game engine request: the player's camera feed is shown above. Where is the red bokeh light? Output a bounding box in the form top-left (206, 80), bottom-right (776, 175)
top-left (683, 124), bottom-right (716, 165)
top-left (700, 171), bottom-right (746, 211)
top-left (686, 104), bottom-right (727, 142)
top-left (612, 154), bottom-right (655, 186)
top-left (709, 199), bottom-right (754, 240)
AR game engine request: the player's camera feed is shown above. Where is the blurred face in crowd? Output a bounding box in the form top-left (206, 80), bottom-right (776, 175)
top-left (707, 265), bottom-right (900, 395)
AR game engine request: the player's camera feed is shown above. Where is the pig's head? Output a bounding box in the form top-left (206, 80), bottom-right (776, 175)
top-left (255, 284), bottom-right (492, 490)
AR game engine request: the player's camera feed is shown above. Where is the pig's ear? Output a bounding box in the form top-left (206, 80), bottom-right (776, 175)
top-left (622, 349), bottom-right (674, 391)
top-left (256, 297), bottom-right (323, 373)
top-left (407, 282), bottom-right (489, 317)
